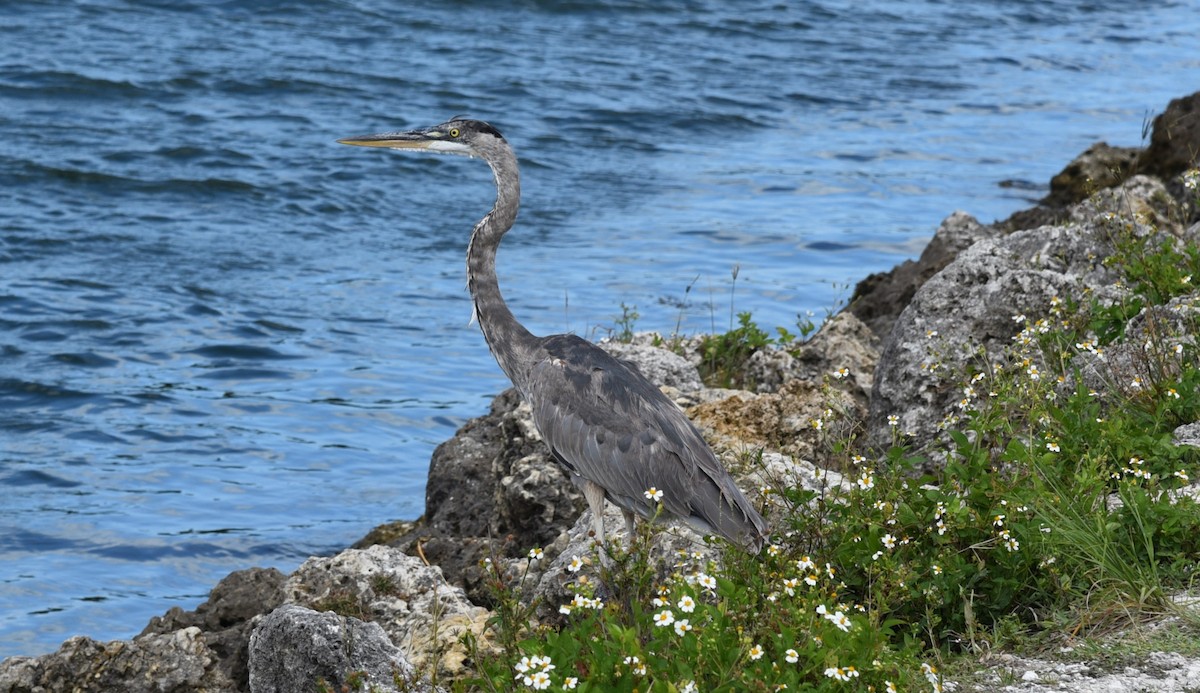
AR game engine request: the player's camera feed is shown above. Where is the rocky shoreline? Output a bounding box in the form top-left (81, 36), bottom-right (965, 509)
top-left (2, 91), bottom-right (1198, 693)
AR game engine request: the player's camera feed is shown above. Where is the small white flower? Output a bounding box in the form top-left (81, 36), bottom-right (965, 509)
top-left (644, 487), bottom-right (663, 502)
top-left (653, 609), bottom-right (675, 627)
top-left (882, 533), bottom-right (896, 550)
top-left (674, 618), bottom-right (693, 636)
top-left (785, 648), bottom-right (799, 663)
top-left (562, 677), bottom-right (578, 689)
top-left (749, 644), bottom-right (764, 660)
top-left (566, 555), bottom-right (583, 572)
top-left (887, 414), bottom-right (899, 427)
top-left (826, 610), bottom-right (852, 632)
top-left (528, 547), bottom-right (544, 561)
top-left (677, 595), bottom-right (696, 613)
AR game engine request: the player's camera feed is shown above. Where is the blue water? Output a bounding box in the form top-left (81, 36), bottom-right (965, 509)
top-left (1, 0), bottom-right (1197, 658)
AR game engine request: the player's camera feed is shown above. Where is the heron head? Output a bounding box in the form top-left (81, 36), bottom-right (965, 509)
top-left (337, 118), bottom-right (505, 157)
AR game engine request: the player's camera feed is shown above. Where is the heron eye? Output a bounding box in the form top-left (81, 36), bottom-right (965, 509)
top-left (449, 128), bottom-right (460, 138)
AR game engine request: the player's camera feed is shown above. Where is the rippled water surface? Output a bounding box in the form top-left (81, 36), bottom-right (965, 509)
top-left (2, 0), bottom-right (1198, 657)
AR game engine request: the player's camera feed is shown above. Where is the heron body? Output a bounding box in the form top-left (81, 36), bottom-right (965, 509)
top-left (339, 118), bottom-right (768, 553)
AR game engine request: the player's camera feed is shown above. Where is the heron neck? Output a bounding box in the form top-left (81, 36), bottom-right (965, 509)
top-left (467, 148), bottom-right (539, 388)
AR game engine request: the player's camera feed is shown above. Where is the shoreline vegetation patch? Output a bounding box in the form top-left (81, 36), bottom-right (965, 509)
top-left (460, 173), bottom-right (1200, 692)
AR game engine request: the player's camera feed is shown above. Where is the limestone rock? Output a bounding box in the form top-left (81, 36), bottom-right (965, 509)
top-left (381, 386), bottom-right (579, 605)
top-left (599, 339), bottom-right (705, 393)
top-left (1070, 294), bottom-right (1200, 402)
top-left (248, 604), bottom-right (432, 693)
top-left (283, 545), bottom-right (493, 679)
top-left (849, 211), bottom-right (998, 340)
top-left (1139, 90), bottom-right (1200, 180)
top-left (1043, 141), bottom-right (1141, 207)
top-left (1175, 422), bottom-right (1200, 448)
top-left (868, 176), bottom-right (1180, 452)
top-left (689, 378), bottom-right (858, 463)
top-left (140, 566), bottom-right (286, 691)
top-left (0, 627), bottom-right (235, 693)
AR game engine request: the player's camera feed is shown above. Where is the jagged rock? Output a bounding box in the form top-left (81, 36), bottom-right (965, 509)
top-left (1043, 141), bottom-right (1141, 207)
top-left (1175, 422), bottom-right (1200, 449)
top-left (283, 545), bottom-right (493, 679)
top-left (971, 650), bottom-right (1200, 693)
top-left (1067, 173), bottom-right (1183, 231)
top-left (1139, 90), bottom-right (1200, 180)
top-left (1070, 294), bottom-right (1200, 402)
top-left (386, 386), bottom-right (579, 604)
top-left (248, 604), bottom-right (432, 693)
top-left (689, 378), bottom-right (858, 462)
top-left (799, 311), bottom-right (879, 403)
top-left (0, 627), bottom-right (235, 693)
top-left (599, 339), bottom-right (705, 393)
top-left (849, 211), bottom-right (998, 340)
top-left (867, 176), bottom-right (1180, 452)
top-left (744, 311), bottom-right (878, 405)
top-left (140, 566), bottom-right (286, 691)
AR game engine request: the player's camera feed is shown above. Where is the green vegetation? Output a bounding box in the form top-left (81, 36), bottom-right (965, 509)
top-left (451, 179), bottom-right (1200, 692)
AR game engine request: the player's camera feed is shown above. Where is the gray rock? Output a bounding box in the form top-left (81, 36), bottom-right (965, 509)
top-left (248, 604), bottom-right (429, 693)
top-left (599, 339), bottom-right (705, 393)
top-left (1043, 141), bottom-right (1141, 208)
top-left (283, 545), bottom-right (492, 679)
top-left (970, 650), bottom-right (1200, 692)
top-left (868, 176), bottom-right (1180, 452)
top-left (401, 387), bottom-right (581, 604)
top-left (1174, 422), bottom-right (1200, 448)
top-left (1070, 294), bottom-right (1199, 402)
top-left (0, 627), bottom-right (235, 693)
top-left (1139, 90), bottom-right (1200, 181)
top-left (797, 311), bottom-right (880, 403)
top-left (140, 566), bottom-right (286, 691)
top-left (849, 211), bottom-right (998, 340)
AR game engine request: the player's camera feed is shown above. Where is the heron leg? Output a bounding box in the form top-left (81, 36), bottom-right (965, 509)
top-left (582, 480), bottom-right (610, 566)
top-left (622, 509), bottom-right (636, 539)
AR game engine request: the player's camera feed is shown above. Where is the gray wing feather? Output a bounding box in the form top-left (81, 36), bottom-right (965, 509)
top-left (523, 334), bottom-right (766, 548)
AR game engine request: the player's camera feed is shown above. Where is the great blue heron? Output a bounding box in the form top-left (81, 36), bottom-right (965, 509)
top-left (338, 118), bottom-right (768, 555)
